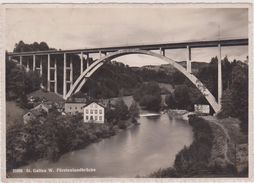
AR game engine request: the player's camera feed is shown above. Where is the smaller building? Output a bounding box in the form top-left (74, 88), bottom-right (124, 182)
top-left (194, 104), bottom-right (210, 114)
top-left (65, 102), bottom-right (86, 115)
top-left (83, 102), bottom-right (105, 124)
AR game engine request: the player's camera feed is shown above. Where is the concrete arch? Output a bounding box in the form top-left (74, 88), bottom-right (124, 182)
top-left (65, 49), bottom-right (221, 113)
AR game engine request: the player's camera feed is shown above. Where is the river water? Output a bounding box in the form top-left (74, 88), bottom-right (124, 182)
top-left (9, 97), bottom-right (193, 178)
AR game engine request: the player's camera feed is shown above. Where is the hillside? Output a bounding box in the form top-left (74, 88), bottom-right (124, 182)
top-left (137, 61), bottom-right (208, 74)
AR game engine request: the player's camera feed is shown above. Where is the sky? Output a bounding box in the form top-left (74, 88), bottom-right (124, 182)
top-left (5, 5), bottom-right (249, 66)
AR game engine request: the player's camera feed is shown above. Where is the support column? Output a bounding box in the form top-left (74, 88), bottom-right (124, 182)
top-left (63, 53), bottom-right (67, 98)
top-left (187, 45), bottom-right (192, 73)
top-left (39, 56), bottom-right (42, 77)
top-left (39, 56), bottom-right (43, 88)
top-left (86, 53), bottom-right (89, 68)
top-left (70, 57), bottom-right (73, 87)
top-left (80, 52), bottom-right (83, 74)
top-left (20, 56), bottom-right (22, 65)
top-left (33, 55), bottom-right (36, 71)
top-left (160, 48), bottom-right (165, 56)
top-left (99, 51), bottom-right (102, 59)
top-left (47, 54), bottom-right (50, 91)
top-left (218, 44), bottom-right (222, 106)
top-left (54, 58), bottom-right (57, 93)
top-left (26, 58), bottom-right (30, 72)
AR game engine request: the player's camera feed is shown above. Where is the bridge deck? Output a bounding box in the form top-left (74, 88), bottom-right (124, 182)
top-left (8, 38), bottom-right (248, 56)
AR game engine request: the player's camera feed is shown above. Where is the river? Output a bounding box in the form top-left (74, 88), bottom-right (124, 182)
top-left (8, 96), bottom-right (193, 178)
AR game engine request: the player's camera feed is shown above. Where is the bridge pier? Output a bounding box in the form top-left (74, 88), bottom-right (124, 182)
top-left (80, 52), bottom-right (83, 74)
top-left (160, 48), bottom-right (165, 56)
top-left (70, 57), bottom-right (73, 87)
top-left (19, 56), bottom-right (22, 65)
top-left (99, 51), bottom-right (102, 59)
top-left (35, 56), bottom-right (42, 76)
top-left (37, 56), bottom-right (43, 88)
top-left (54, 58), bottom-right (58, 93)
top-left (26, 58), bottom-right (30, 72)
top-left (47, 54), bottom-right (50, 91)
top-left (99, 51), bottom-right (107, 59)
top-left (63, 53), bottom-right (67, 98)
top-left (86, 53), bottom-right (90, 68)
top-left (33, 55), bottom-right (36, 71)
top-left (39, 56), bottom-right (42, 77)
top-left (218, 44), bottom-right (222, 107)
top-left (186, 45), bottom-right (192, 73)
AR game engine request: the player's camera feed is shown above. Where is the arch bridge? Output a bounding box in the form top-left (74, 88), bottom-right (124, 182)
top-left (7, 38), bottom-right (248, 113)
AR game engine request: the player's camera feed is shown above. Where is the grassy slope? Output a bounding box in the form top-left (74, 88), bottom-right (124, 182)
top-left (6, 101), bottom-right (26, 129)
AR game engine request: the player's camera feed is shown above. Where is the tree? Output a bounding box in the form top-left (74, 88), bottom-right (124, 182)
top-left (165, 92), bottom-right (176, 109)
top-left (231, 63), bottom-right (248, 132)
top-left (24, 71), bottom-right (41, 94)
top-left (173, 85), bottom-right (191, 110)
top-left (129, 101), bottom-right (140, 123)
top-left (220, 89), bottom-right (234, 117)
top-left (133, 82), bottom-right (162, 111)
top-left (220, 61), bottom-right (248, 133)
top-left (114, 98), bottom-right (129, 120)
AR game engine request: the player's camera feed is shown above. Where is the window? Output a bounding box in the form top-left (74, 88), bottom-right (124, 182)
top-left (95, 110), bottom-right (98, 114)
top-left (99, 116), bottom-right (102, 121)
top-left (86, 109), bottom-right (88, 114)
top-left (86, 116), bottom-right (89, 120)
top-left (75, 107), bottom-right (77, 110)
top-left (95, 116), bottom-right (97, 120)
top-left (99, 110), bottom-right (102, 114)
top-left (90, 110), bottom-right (93, 114)
top-left (90, 116), bottom-right (93, 120)
top-left (70, 107), bottom-right (72, 109)
top-left (81, 107), bottom-right (83, 109)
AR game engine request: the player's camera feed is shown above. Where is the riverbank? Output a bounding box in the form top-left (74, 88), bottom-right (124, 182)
top-left (148, 115), bottom-right (248, 177)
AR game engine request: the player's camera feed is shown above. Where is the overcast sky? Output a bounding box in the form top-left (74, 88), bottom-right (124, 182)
top-left (6, 5), bottom-right (249, 66)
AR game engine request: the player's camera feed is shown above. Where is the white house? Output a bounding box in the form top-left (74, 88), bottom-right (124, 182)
top-left (83, 102), bottom-right (105, 124)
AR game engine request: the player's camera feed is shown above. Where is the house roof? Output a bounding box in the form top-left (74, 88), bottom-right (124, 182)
top-left (34, 103), bottom-right (52, 110)
top-left (65, 101), bottom-right (87, 104)
top-left (83, 101), bottom-right (105, 109)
